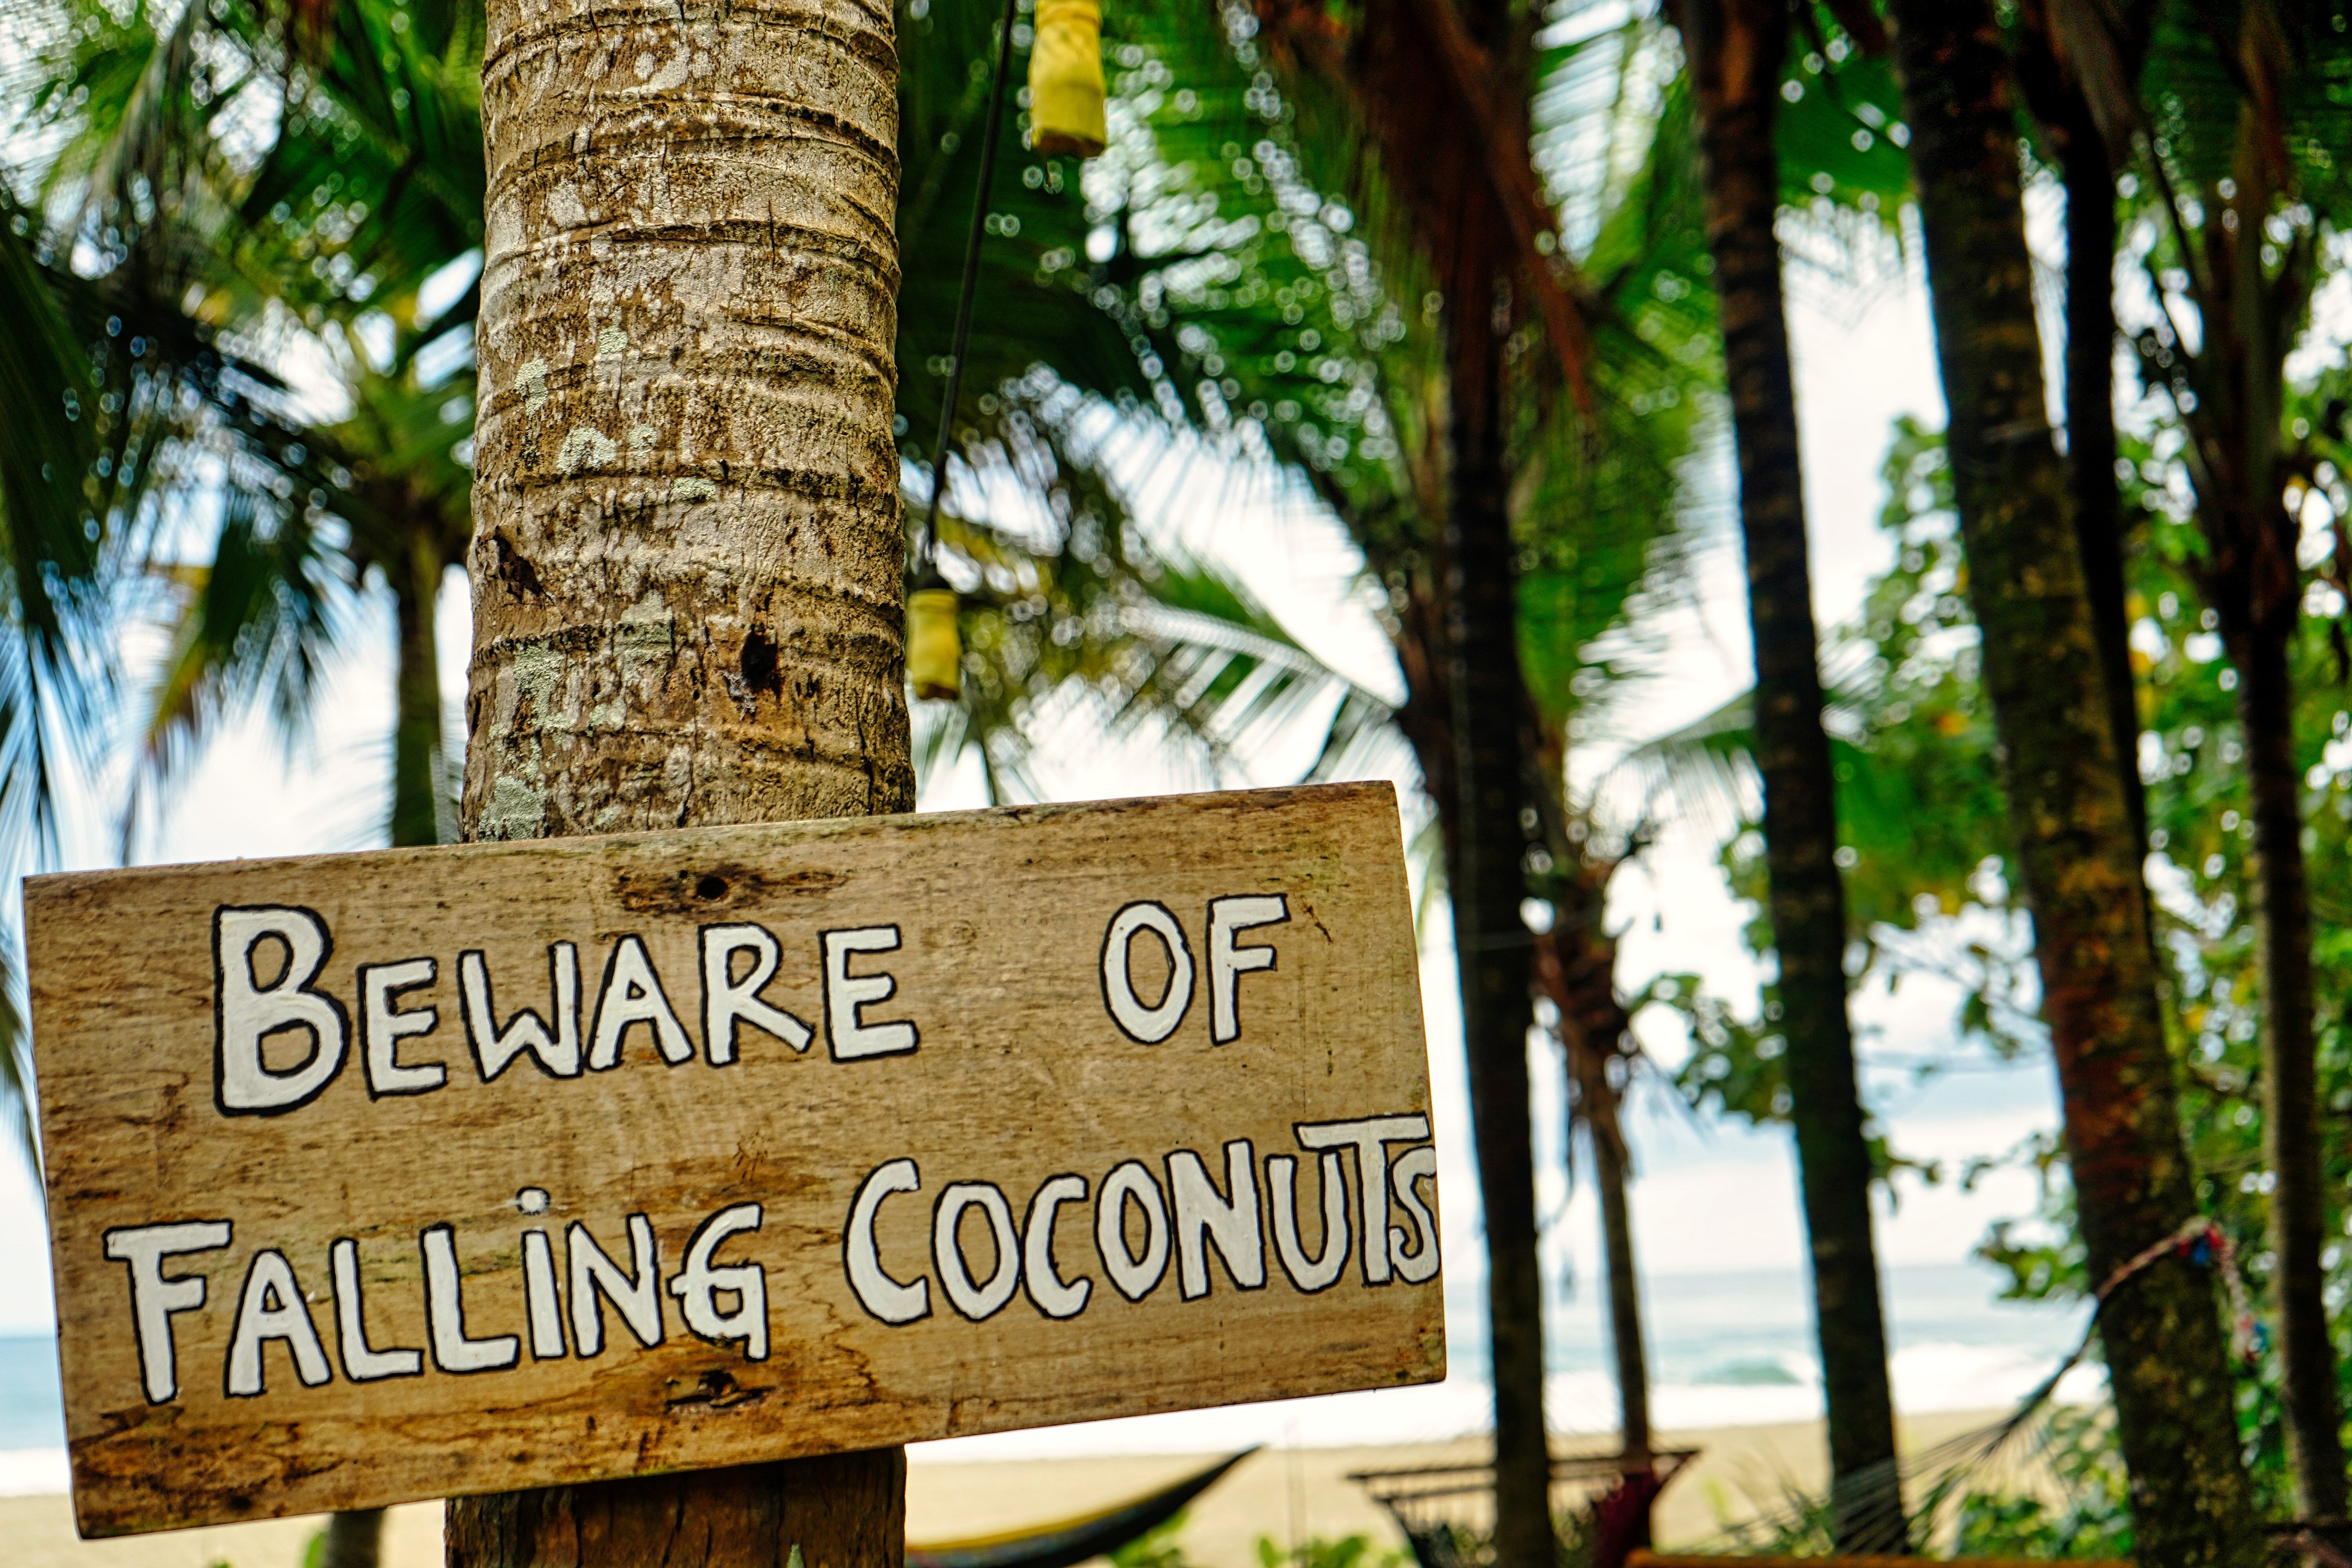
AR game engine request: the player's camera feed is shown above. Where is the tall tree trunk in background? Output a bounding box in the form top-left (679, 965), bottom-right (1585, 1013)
top-left (1884, 5), bottom-right (2262, 1564)
top-left (390, 532), bottom-right (449, 850)
top-left (2057, 105), bottom-right (2145, 851)
top-left (321, 529), bottom-right (455, 1568)
top-left (322, 1507), bottom-right (388, 1568)
top-left (1347, 1), bottom-right (1552, 1558)
top-left (447, 0), bottom-right (912, 1558)
top-left (1531, 730), bottom-right (1653, 1473)
top-left (1440, 171), bottom-right (1553, 1568)
top-left (2016, 0), bottom-right (2154, 853)
top-left (2187, 9), bottom-right (2342, 1509)
top-left (2231, 604), bottom-right (2345, 1524)
top-left (1666, 2), bottom-right (1903, 1546)
top-left (1586, 1087), bottom-right (1648, 1462)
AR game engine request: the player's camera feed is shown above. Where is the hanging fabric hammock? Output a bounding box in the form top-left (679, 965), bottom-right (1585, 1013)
top-left (906, 1448), bottom-right (1257, 1568)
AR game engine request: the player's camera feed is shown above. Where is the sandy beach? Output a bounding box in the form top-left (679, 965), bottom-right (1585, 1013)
top-left (3, 1410), bottom-right (2011, 1568)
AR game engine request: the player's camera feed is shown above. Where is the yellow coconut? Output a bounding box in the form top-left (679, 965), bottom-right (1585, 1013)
top-left (907, 586), bottom-right (964, 701)
top-left (1029, 0), bottom-right (1108, 159)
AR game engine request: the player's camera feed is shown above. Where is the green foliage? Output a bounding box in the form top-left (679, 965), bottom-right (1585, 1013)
top-left (1949, 1409), bottom-right (2136, 1563)
top-left (1110, 1514), bottom-right (1201, 1568)
top-left (1703, 1470), bottom-right (1836, 1557)
top-left (1640, 417), bottom-right (2025, 1170)
top-left (1255, 1534), bottom-right (1409, 1568)
top-left (1768, 6), bottom-right (1913, 285)
top-left (924, 0), bottom-right (1723, 809)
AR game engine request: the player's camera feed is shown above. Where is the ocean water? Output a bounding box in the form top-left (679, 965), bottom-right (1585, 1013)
top-left (0, 1264), bottom-right (2089, 1489)
top-left (918, 1261), bottom-right (2097, 1459)
top-left (1542, 1262), bottom-right (2090, 1426)
top-left (0, 1334), bottom-right (67, 1495)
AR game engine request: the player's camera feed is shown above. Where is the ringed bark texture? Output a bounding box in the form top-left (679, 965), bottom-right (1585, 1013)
top-left (458, 0), bottom-right (910, 1559)
top-left (1885, 5), bottom-right (2259, 1565)
top-left (1669, 0), bottom-right (1900, 1542)
top-left (465, 0), bottom-right (913, 838)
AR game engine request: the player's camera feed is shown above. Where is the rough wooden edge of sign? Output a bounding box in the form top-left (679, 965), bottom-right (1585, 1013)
top-left (28, 777), bottom-right (1438, 1534)
top-left (21, 779), bottom-right (1404, 904)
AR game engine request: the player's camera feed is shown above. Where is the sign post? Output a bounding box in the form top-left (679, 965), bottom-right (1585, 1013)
top-left (27, 781), bottom-right (1442, 1538)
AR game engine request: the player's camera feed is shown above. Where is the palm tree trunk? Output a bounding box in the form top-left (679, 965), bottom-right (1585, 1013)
top-left (2230, 605), bottom-right (2348, 1524)
top-left (319, 538), bottom-right (447, 1568)
top-left (449, 0), bottom-right (912, 1558)
top-left (1583, 1064), bottom-right (1651, 1465)
top-left (1442, 178), bottom-right (1553, 1568)
top-left (1532, 816), bottom-right (1653, 1473)
top-left (320, 1507), bottom-right (387, 1568)
top-left (1884, 5), bottom-right (2262, 1565)
top-left (390, 531), bottom-right (446, 851)
top-left (2201, 43), bottom-right (2346, 1509)
top-left (2057, 110), bottom-right (2148, 854)
top-left (1666, 2), bottom-right (1902, 1546)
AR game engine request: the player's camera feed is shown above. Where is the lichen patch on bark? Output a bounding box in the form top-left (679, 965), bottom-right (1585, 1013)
top-left (467, 0), bottom-right (912, 839)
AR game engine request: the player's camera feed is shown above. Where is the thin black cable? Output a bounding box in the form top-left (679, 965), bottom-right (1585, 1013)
top-left (917, 0), bottom-right (1022, 574)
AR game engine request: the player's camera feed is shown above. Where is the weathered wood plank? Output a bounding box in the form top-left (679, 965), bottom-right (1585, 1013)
top-left (27, 782), bottom-right (1442, 1537)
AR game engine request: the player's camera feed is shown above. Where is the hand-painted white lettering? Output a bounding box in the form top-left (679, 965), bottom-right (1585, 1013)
top-left (359, 958), bottom-right (444, 1098)
top-left (588, 938), bottom-right (694, 1070)
top-left (1267, 1151), bottom-right (1350, 1293)
top-left (214, 906), bottom-right (349, 1115)
top-left (1389, 1144), bottom-right (1442, 1284)
top-left (330, 1237), bottom-right (422, 1381)
top-left (459, 944), bottom-right (581, 1080)
top-left (845, 1159), bottom-right (930, 1323)
top-left (521, 1229), bottom-right (566, 1359)
top-left (421, 1225), bottom-right (521, 1373)
top-left (1206, 894), bottom-right (1287, 1044)
top-left (567, 1214), bottom-right (664, 1354)
top-left (103, 1220), bottom-right (231, 1404)
top-left (224, 1249), bottom-right (332, 1397)
top-left (1167, 1140), bottom-right (1265, 1299)
top-left (1094, 1160), bottom-right (1171, 1301)
top-left (933, 1183), bottom-right (1020, 1321)
top-left (1099, 903), bottom-right (1193, 1044)
top-left (668, 1203), bottom-right (768, 1360)
top-left (1294, 1114), bottom-right (1433, 1285)
top-left (1021, 1175), bottom-right (1092, 1320)
top-left (822, 927), bottom-right (919, 1059)
top-left (699, 924), bottom-right (812, 1064)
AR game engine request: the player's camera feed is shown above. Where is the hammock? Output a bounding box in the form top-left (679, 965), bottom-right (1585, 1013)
top-left (1352, 1447), bottom-right (1697, 1568)
top-left (906, 1448), bottom-right (1258, 1568)
top-left (1677, 1218), bottom-right (2256, 1559)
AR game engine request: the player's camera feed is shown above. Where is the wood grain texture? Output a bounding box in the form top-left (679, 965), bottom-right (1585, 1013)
top-left (28, 782), bottom-right (1441, 1538)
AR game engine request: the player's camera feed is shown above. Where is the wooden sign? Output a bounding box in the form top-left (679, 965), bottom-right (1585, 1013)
top-left (27, 782), bottom-right (1442, 1537)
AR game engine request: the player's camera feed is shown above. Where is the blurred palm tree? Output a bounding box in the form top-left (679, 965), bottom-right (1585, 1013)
top-left (915, 8), bottom-right (1732, 1519)
top-left (1658, 0), bottom-right (1909, 1537)
top-left (2042, 0), bottom-right (2352, 1520)
top-left (17, 0), bottom-right (485, 858)
top-left (0, 203), bottom-right (113, 1171)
